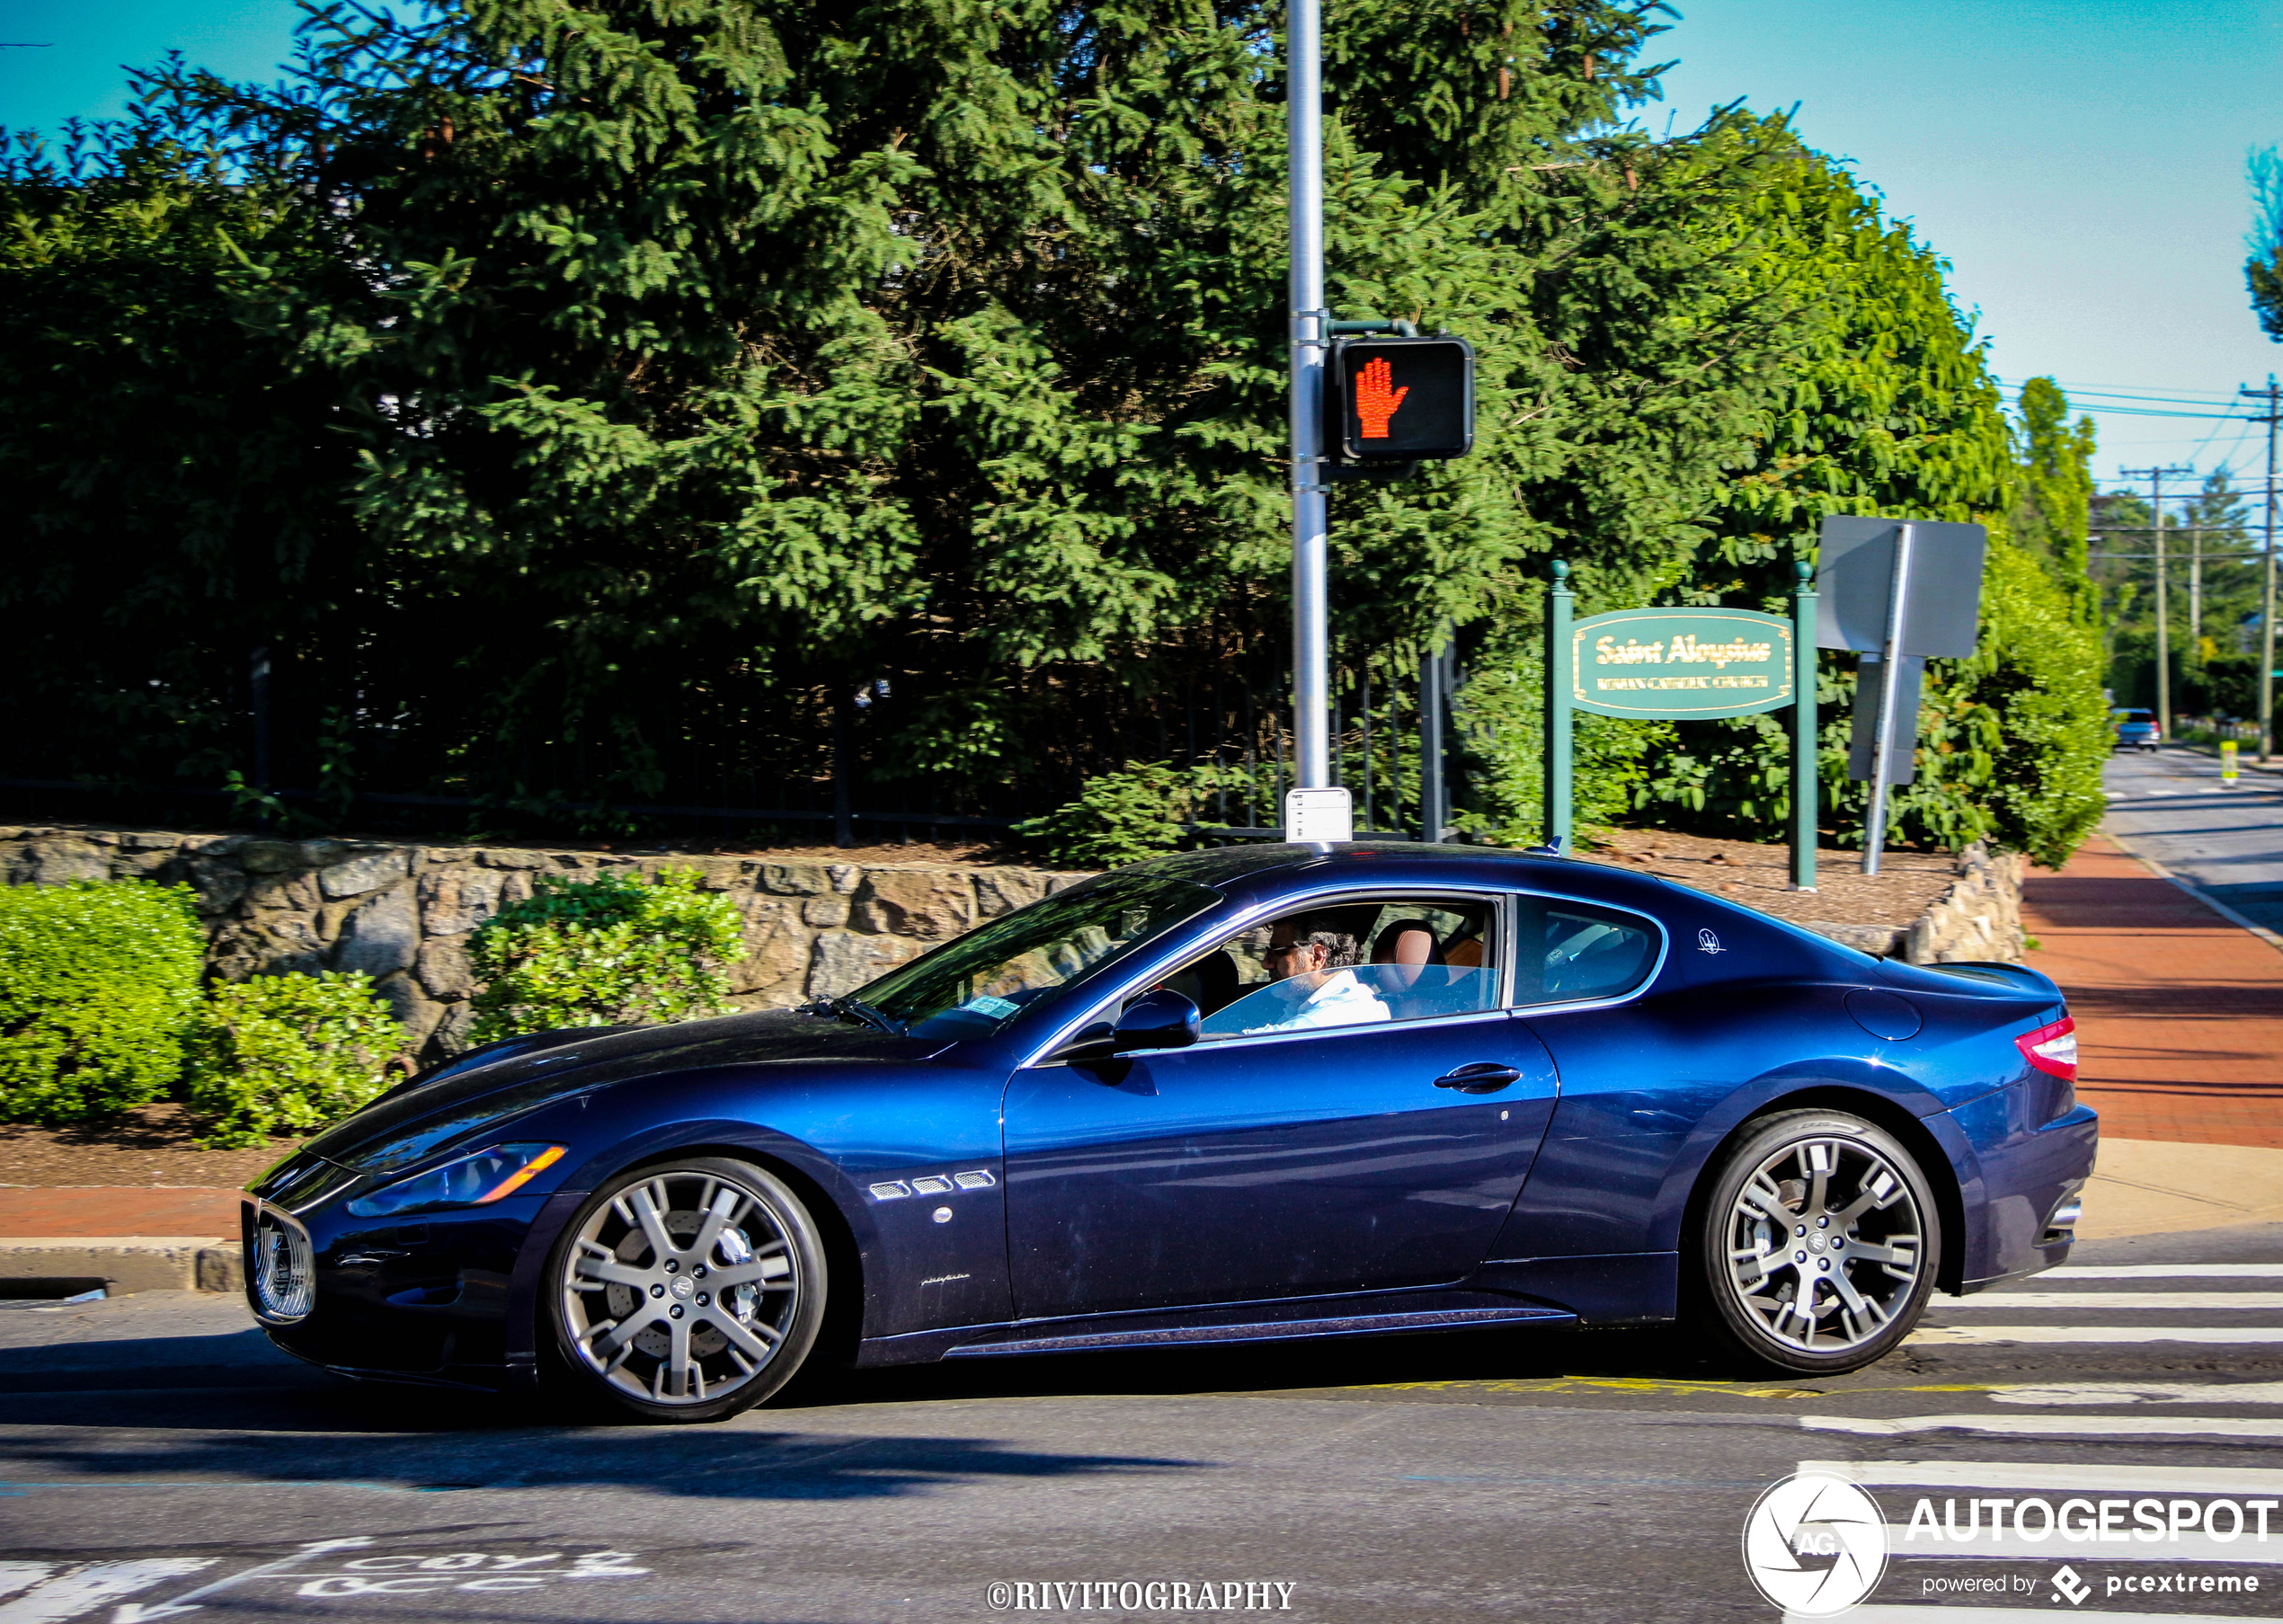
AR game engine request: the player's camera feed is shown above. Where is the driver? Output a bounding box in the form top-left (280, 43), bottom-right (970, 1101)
top-left (1248, 912), bottom-right (1392, 1034)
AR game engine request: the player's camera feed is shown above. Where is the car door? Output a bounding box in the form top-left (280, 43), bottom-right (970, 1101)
top-left (1000, 892), bottom-right (1560, 1320)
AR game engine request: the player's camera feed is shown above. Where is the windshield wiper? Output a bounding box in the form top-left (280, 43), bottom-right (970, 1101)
top-left (811, 995), bottom-right (902, 1035)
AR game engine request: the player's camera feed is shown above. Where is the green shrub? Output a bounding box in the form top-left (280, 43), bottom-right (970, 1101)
top-left (466, 868), bottom-right (742, 1043)
top-left (0, 880), bottom-right (206, 1123)
top-left (1015, 762), bottom-right (1193, 869)
top-left (185, 972), bottom-right (404, 1148)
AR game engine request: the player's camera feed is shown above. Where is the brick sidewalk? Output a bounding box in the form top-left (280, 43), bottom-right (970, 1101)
top-left (0, 1186), bottom-right (241, 1237)
top-left (2023, 836), bottom-right (2283, 1149)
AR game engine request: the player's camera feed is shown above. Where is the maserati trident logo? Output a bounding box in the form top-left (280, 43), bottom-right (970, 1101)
top-left (1698, 927), bottom-right (1726, 954)
top-left (1742, 1470), bottom-right (1888, 1616)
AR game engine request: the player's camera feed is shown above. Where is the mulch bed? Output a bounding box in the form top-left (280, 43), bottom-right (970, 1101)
top-left (1580, 828), bottom-right (1959, 935)
top-left (0, 1104), bottom-right (306, 1192)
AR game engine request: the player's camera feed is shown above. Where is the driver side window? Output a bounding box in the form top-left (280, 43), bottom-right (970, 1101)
top-left (1149, 896), bottom-right (1499, 1040)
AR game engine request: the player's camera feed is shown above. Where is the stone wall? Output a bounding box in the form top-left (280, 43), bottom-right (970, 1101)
top-left (1904, 844), bottom-right (2027, 964)
top-left (1800, 844), bottom-right (2026, 963)
top-left (0, 824), bottom-right (1089, 1060)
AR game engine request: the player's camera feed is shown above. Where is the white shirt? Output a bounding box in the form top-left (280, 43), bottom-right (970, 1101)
top-left (1247, 968), bottom-right (1392, 1034)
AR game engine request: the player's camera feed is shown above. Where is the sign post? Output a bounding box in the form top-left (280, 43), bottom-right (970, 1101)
top-left (1791, 563), bottom-right (1818, 892)
top-left (1545, 563), bottom-right (1818, 886)
top-left (1544, 562), bottom-right (1574, 851)
top-left (1286, 0), bottom-right (1328, 796)
top-left (1815, 517), bottom-right (1988, 875)
top-left (1861, 521), bottom-right (1915, 878)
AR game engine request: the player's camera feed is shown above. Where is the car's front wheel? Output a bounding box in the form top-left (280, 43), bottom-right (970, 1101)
top-left (1695, 1110), bottom-right (1940, 1375)
top-left (548, 1157), bottom-right (827, 1422)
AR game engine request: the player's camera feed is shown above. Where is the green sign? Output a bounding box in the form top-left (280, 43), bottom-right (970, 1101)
top-left (1543, 564), bottom-right (1820, 892)
top-left (1570, 608), bottom-right (1795, 719)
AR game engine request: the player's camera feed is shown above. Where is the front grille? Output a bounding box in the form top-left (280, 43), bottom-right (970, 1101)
top-left (244, 1202), bottom-right (315, 1324)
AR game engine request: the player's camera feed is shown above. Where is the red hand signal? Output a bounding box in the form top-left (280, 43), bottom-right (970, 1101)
top-left (1354, 356), bottom-right (1408, 439)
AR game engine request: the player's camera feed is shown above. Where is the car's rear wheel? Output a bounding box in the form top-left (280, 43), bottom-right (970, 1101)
top-left (1695, 1110), bottom-right (1940, 1375)
top-left (548, 1157), bottom-right (826, 1422)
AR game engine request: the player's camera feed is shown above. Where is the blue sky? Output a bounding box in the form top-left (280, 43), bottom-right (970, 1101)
top-left (1650, 0), bottom-right (2283, 493)
top-left (5, 0), bottom-right (2279, 494)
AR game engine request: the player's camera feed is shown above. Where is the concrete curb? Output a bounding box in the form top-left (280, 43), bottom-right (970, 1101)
top-left (0, 1238), bottom-right (241, 1294)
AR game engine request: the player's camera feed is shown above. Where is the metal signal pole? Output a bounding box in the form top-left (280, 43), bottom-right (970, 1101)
top-left (2243, 379), bottom-right (2283, 760)
top-left (1286, 0), bottom-right (1329, 792)
top-left (2121, 464), bottom-right (2193, 739)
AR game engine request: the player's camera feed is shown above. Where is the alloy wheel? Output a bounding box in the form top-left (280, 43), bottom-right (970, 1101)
top-left (1721, 1131), bottom-right (1928, 1356)
top-left (557, 1166), bottom-right (805, 1408)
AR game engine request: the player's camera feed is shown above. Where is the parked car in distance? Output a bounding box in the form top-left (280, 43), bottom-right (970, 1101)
top-left (2113, 708), bottom-right (2160, 751)
top-left (240, 842), bottom-right (2097, 1422)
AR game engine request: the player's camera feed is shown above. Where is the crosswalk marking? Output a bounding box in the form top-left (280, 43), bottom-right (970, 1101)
top-left (2044, 1263), bottom-right (2283, 1278)
top-left (1946, 1291), bottom-right (2283, 1309)
top-left (1907, 1325), bottom-right (2283, 1345)
top-left (1881, 1526), bottom-right (2283, 1564)
top-left (1988, 1380), bottom-right (2283, 1405)
top-left (1788, 1611), bottom-right (2258, 1624)
top-left (1799, 1459), bottom-right (2283, 1495)
top-left (1804, 1412), bottom-right (2283, 1440)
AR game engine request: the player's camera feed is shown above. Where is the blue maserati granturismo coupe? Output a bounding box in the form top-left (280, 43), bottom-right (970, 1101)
top-left (241, 842), bottom-right (2096, 1422)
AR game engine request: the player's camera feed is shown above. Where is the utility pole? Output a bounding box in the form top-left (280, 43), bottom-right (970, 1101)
top-left (1286, 0), bottom-right (1329, 792)
top-left (2243, 379), bottom-right (2283, 760)
top-left (2121, 464), bottom-right (2193, 739)
top-left (2190, 510), bottom-right (2203, 649)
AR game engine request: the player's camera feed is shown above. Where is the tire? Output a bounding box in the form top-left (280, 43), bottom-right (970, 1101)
top-left (546, 1156), bottom-right (828, 1423)
top-left (1692, 1110), bottom-right (1941, 1376)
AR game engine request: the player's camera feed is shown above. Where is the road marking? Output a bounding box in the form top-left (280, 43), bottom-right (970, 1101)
top-left (1882, 1528), bottom-right (2283, 1565)
top-left (1804, 1413), bottom-right (2283, 1440)
top-left (1802, 1458), bottom-right (2283, 1495)
top-left (110, 1540), bottom-right (374, 1622)
top-left (2046, 1264), bottom-right (2283, 1279)
top-left (0, 1562), bottom-right (210, 1624)
top-left (1990, 1380), bottom-right (2283, 1406)
top-left (1951, 1291), bottom-right (2283, 1309)
top-left (1790, 1610), bottom-right (2264, 1624)
top-left (1907, 1326), bottom-right (2283, 1345)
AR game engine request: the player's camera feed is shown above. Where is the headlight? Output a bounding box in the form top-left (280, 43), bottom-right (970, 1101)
top-left (346, 1142), bottom-right (568, 1219)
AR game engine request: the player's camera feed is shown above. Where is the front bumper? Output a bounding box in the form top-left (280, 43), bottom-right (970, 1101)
top-left (240, 1191), bottom-right (554, 1390)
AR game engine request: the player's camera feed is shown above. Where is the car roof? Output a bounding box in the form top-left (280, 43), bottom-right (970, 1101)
top-left (1123, 840), bottom-right (1577, 889)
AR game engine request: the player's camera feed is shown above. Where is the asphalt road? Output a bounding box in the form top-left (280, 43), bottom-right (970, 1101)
top-left (4, 1220), bottom-right (2282, 1623)
top-left (2102, 747), bottom-right (2283, 933)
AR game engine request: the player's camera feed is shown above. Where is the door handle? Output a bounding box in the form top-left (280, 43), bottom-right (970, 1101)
top-left (1434, 1063), bottom-right (1522, 1094)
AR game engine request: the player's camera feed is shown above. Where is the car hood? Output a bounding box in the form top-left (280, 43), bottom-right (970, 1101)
top-left (293, 1010), bottom-right (953, 1179)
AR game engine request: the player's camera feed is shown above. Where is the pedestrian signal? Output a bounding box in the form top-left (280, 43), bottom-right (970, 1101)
top-left (1332, 335), bottom-right (1474, 462)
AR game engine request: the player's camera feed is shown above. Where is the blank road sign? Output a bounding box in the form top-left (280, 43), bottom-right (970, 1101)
top-left (1334, 337), bottom-right (1474, 461)
top-left (1816, 517), bottom-right (1987, 658)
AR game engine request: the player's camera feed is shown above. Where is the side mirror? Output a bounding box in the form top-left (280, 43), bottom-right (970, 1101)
top-left (1111, 989), bottom-right (1201, 1053)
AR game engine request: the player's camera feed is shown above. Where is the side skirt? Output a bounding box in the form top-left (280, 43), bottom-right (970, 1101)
top-left (854, 1287), bottom-right (1577, 1369)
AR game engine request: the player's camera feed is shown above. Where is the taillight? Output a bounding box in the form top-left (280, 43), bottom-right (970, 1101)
top-left (2016, 1016), bottom-right (2077, 1081)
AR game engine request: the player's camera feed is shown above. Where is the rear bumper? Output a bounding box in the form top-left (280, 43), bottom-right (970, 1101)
top-left (1949, 1099), bottom-right (2098, 1292)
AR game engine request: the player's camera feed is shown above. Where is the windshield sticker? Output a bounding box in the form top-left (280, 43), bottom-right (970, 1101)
top-left (962, 995), bottom-right (1023, 1018)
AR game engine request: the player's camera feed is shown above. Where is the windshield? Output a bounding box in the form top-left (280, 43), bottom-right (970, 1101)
top-left (848, 871), bottom-right (1221, 1040)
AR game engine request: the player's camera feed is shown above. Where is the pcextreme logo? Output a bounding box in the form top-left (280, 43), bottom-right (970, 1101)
top-left (1744, 1470), bottom-right (1889, 1616)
